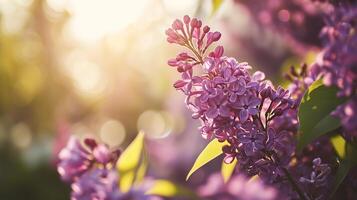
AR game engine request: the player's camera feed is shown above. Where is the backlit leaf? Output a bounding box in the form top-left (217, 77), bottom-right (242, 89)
top-left (186, 139), bottom-right (228, 180)
top-left (146, 180), bottom-right (197, 198)
top-left (331, 135), bottom-right (346, 159)
top-left (221, 158), bottom-right (237, 183)
top-left (117, 131), bottom-right (145, 192)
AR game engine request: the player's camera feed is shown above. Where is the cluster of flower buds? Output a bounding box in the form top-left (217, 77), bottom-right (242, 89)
top-left (166, 15), bottom-right (222, 73)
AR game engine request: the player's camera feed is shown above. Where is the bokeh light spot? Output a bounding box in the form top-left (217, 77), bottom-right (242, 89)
top-left (137, 110), bottom-right (171, 139)
top-left (10, 123), bottom-right (32, 149)
top-left (100, 119), bottom-right (126, 147)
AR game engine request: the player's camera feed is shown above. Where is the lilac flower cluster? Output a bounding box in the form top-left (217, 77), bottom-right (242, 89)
top-left (299, 158), bottom-right (332, 199)
top-left (198, 173), bottom-right (279, 200)
top-left (57, 136), bottom-right (156, 200)
top-left (316, 4), bottom-right (357, 139)
top-left (166, 16), bottom-right (334, 199)
top-left (57, 136), bottom-right (120, 183)
top-left (234, 0), bottom-right (333, 53)
top-left (284, 64), bottom-right (319, 101)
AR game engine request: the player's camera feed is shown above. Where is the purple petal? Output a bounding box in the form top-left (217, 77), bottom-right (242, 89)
top-left (229, 93), bottom-right (237, 102)
top-left (244, 143), bottom-right (255, 156)
top-left (246, 81), bottom-right (258, 89)
top-left (205, 107), bottom-right (219, 119)
top-left (236, 87), bottom-right (246, 95)
top-left (93, 145), bottom-right (111, 164)
top-left (224, 155), bottom-right (235, 164)
top-left (239, 109), bottom-right (249, 122)
top-left (249, 98), bottom-right (261, 107)
top-left (252, 71), bottom-right (266, 81)
top-left (248, 108), bottom-right (259, 115)
top-left (219, 105), bottom-right (231, 117)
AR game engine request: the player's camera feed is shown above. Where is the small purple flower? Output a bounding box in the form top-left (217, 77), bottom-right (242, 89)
top-left (236, 96), bottom-right (261, 122)
top-left (71, 169), bottom-right (120, 200)
top-left (332, 99), bottom-right (357, 139)
top-left (237, 122), bottom-right (265, 156)
top-left (299, 158), bottom-right (331, 199)
top-left (57, 136), bottom-right (121, 183)
top-left (57, 137), bottom-right (92, 182)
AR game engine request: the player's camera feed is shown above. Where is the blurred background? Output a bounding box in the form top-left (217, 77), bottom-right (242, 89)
top-left (0, 0), bottom-right (325, 199)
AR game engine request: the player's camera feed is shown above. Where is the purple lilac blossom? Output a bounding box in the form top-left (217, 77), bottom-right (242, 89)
top-left (198, 173), bottom-right (279, 200)
top-left (71, 169), bottom-right (120, 200)
top-left (58, 136), bottom-right (160, 200)
top-left (166, 16), bottom-right (329, 198)
top-left (315, 4), bottom-right (357, 140)
top-left (234, 0), bottom-right (333, 54)
top-left (299, 158), bottom-right (332, 200)
top-left (57, 136), bottom-right (121, 183)
top-left (71, 168), bottom-right (158, 200)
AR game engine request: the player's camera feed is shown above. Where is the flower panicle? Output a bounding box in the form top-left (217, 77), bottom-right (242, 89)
top-left (166, 15), bottom-right (223, 72)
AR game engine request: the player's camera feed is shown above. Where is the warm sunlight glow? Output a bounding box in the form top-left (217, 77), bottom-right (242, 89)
top-left (67, 0), bottom-right (150, 42)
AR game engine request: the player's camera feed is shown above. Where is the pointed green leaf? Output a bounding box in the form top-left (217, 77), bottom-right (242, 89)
top-left (331, 135), bottom-right (346, 159)
top-left (117, 131), bottom-right (145, 192)
top-left (212, 0), bottom-right (223, 15)
top-left (186, 139), bottom-right (228, 180)
top-left (135, 150), bottom-right (148, 184)
top-left (298, 115), bottom-right (341, 151)
top-left (297, 80), bottom-right (346, 151)
top-left (329, 159), bottom-right (351, 199)
top-left (145, 180), bottom-right (197, 198)
top-left (329, 142), bottom-right (357, 198)
top-left (221, 158), bottom-right (237, 183)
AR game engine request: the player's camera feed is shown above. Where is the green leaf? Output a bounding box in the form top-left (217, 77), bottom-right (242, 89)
top-left (331, 135), bottom-right (346, 159)
top-left (329, 159), bottom-right (351, 199)
top-left (186, 139), bottom-right (228, 180)
top-left (117, 131), bottom-right (145, 192)
top-left (211, 0), bottom-right (223, 15)
top-left (145, 180), bottom-right (197, 198)
top-left (329, 142), bottom-right (357, 198)
top-left (221, 158), bottom-right (237, 183)
top-left (135, 150), bottom-right (148, 184)
top-left (297, 80), bottom-right (346, 151)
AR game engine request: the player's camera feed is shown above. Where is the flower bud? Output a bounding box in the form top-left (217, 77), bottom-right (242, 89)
top-left (183, 15), bottom-right (190, 24)
top-left (172, 19), bottom-right (183, 30)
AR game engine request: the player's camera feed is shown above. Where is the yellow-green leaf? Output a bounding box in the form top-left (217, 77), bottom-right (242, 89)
top-left (212, 0), bottom-right (223, 15)
top-left (331, 135), bottom-right (346, 159)
top-left (135, 151), bottom-right (148, 184)
top-left (145, 180), bottom-right (196, 198)
top-left (221, 158), bottom-right (237, 183)
top-left (117, 131), bottom-right (145, 192)
top-left (186, 139), bottom-right (228, 180)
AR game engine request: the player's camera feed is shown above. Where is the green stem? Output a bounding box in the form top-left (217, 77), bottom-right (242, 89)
top-left (282, 168), bottom-right (309, 200)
